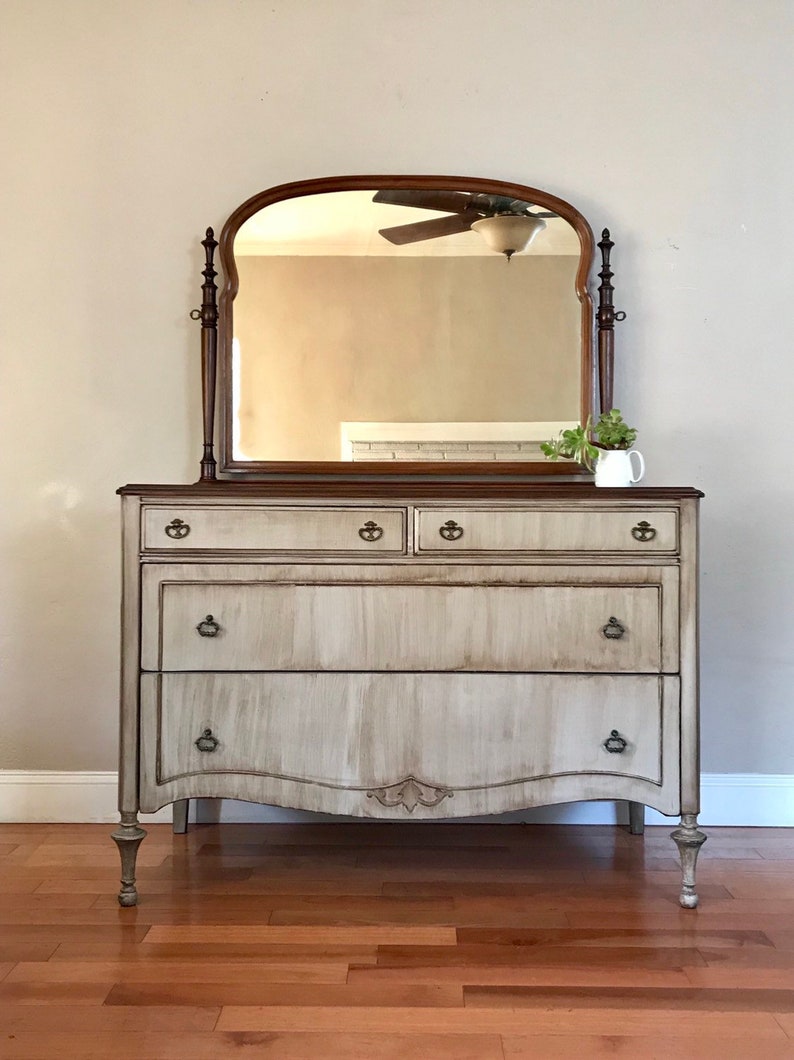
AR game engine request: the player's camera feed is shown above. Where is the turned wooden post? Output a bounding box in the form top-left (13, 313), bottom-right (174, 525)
top-left (596, 228), bottom-right (626, 415)
top-left (194, 227), bottom-right (219, 482)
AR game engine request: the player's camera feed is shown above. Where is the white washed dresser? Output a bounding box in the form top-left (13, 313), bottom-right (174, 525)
top-left (115, 481), bottom-right (704, 907)
top-left (113, 173), bottom-right (706, 908)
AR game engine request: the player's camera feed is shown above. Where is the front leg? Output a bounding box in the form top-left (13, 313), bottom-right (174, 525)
top-left (111, 812), bottom-right (147, 906)
top-left (670, 812), bottom-right (707, 908)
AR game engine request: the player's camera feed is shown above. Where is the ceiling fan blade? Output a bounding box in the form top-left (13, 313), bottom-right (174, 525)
top-left (373, 189), bottom-right (473, 214)
top-left (472, 195), bottom-right (558, 220)
top-left (378, 211), bottom-right (477, 245)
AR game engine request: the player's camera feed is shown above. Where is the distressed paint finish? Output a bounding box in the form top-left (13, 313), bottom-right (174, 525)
top-left (153, 581), bottom-right (666, 674)
top-left (415, 506), bottom-right (679, 553)
top-left (142, 505), bottom-right (407, 553)
top-left (138, 671), bottom-right (680, 817)
top-left (117, 490), bottom-right (701, 905)
top-left (140, 562), bottom-right (680, 676)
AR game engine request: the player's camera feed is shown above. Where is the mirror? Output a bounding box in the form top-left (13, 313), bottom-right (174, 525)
top-left (216, 176), bottom-right (596, 474)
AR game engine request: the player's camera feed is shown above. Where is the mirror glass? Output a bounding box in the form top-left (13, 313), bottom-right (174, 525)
top-left (220, 179), bottom-right (594, 468)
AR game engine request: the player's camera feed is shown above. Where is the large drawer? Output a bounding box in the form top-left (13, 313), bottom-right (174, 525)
top-left (142, 505), bottom-right (407, 553)
top-left (144, 578), bottom-right (669, 673)
top-left (416, 507), bottom-right (678, 553)
top-left (140, 672), bottom-right (678, 814)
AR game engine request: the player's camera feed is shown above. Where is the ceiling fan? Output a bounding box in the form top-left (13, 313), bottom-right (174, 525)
top-left (373, 189), bottom-right (557, 258)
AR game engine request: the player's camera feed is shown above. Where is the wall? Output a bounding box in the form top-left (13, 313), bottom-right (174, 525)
top-left (1, 1), bottom-right (792, 790)
top-left (235, 254), bottom-right (579, 459)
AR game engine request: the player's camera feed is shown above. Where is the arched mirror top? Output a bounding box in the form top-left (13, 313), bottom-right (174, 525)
top-left (209, 174), bottom-right (610, 478)
top-left (219, 175), bottom-right (595, 304)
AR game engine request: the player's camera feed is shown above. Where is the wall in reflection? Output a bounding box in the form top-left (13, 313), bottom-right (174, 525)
top-left (235, 254), bottom-right (580, 460)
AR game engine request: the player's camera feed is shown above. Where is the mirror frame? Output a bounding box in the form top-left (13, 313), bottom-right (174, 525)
top-left (214, 174), bottom-right (599, 477)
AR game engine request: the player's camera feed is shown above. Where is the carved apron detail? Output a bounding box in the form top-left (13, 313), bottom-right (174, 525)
top-left (367, 775), bottom-right (453, 813)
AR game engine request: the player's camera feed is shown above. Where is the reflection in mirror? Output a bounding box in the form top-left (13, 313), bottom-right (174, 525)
top-left (229, 186), bottom-right (586, 464)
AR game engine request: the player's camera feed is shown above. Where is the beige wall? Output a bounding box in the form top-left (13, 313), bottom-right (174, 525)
top-left (1, 0), bottom-right (793, 775)
top-left (235, 255), bottom-right (580, 459)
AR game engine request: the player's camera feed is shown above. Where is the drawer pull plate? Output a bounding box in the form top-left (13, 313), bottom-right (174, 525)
top-left (602, 616), bottom-right (626, 640)
top-left (196, 614), bottom-right (221, 638)
top-left (195, 728), bottom-right (219, 753)
top-left (631, 520), bottom-right (656, 542)
top-left (603, 730), bottom-right (628, 754)
top-left (439, 520), bottom-right (464, 541)
top-left (358, 521), bottom-right (384, 542)
top-left (165, 518), bottom-right (191, 540)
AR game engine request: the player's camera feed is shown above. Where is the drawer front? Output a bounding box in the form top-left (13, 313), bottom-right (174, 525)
top-left (141, 672), bottom-right (675, 804)
top-left (147, 580), bottom-right (665, 673)
top-left (416, 507), bottom-right (678, 553)
top-left (142, 506), bottom-right (406, 553)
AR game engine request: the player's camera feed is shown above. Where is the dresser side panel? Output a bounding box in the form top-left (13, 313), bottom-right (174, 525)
top-left (679, 496), bottom-right (701, 813)
top-left (119, 494), bottom-right (142, 815)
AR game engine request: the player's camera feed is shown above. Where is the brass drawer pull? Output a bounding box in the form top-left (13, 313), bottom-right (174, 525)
top-left (631, 520), bottom-right (656, 542)
top-left (602, 616), bottom-right (626, 640)
top-left (358, 521), bottom-right (384, 542)
top-left (165, 518), bottom-right (190, 540)
top-left (196, 614), bottom-right (221, 638)
top-left (195, 728), bottom-right (219, 753)
top-left (439, 520), bottom-right (464, 541)
top-left (603, 730), bottom-right (628, 754)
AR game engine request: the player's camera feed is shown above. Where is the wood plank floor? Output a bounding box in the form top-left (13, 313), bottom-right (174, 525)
top-left (1, 822), bottom-right (794, 1058)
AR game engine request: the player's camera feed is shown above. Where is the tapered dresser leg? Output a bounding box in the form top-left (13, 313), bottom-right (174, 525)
top-left (670, 813), bottom-right (707, 908)
top-left (627, 801), bottom-right (645, 835)
top-left (172, 799), bottom-right (189, 834)
top-left (111, 813), bottom-right (147, 907)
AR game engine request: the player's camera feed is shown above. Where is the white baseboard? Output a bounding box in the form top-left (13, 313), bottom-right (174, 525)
top-left (0, 771), bottom-right (792, 826)
top-left (0, 772), bottom-right (172, 825)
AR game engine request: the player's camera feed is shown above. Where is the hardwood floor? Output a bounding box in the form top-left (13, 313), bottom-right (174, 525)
top-left (1, 822), bottom-right (794, 1058)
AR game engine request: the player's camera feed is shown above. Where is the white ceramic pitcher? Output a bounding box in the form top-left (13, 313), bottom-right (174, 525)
top-left (595, 448), bottom-right (645, 487)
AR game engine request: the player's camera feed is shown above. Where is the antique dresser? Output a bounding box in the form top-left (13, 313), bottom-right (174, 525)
top-left (114, 175), bottom-right (705, 908)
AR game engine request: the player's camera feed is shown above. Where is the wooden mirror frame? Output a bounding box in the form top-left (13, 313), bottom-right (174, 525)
top-left (195, 175), bottom-right (621, 481)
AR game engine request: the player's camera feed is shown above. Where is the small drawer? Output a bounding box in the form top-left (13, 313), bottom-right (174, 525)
top-left (142, 506), bottom-right (406, 553)
top-left (416, 507), bottom-right (678, 553)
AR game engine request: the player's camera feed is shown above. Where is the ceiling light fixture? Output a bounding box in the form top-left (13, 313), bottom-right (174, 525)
top-left (470, 213), bottom-right (546, 261)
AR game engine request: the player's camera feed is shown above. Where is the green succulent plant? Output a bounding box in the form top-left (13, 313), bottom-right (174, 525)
top-left (540, 409), bottom-right (638, 471)
top-left (594, 408), bottom-right (638, 450)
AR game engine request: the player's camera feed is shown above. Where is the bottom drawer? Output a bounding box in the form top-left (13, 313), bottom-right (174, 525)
top-left (140, 672), bottom-right (680, 817)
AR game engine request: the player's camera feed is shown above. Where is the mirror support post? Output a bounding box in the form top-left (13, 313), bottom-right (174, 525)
top-left (197, 227), bottom-right (219, 482)
top-left (596, 228), bottom-right (625, 415)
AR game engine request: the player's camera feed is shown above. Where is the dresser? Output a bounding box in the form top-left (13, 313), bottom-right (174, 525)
top-left (113, 482), bottom-right (705, 907)
top-left (114, 172), bottom-right (706, 908)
